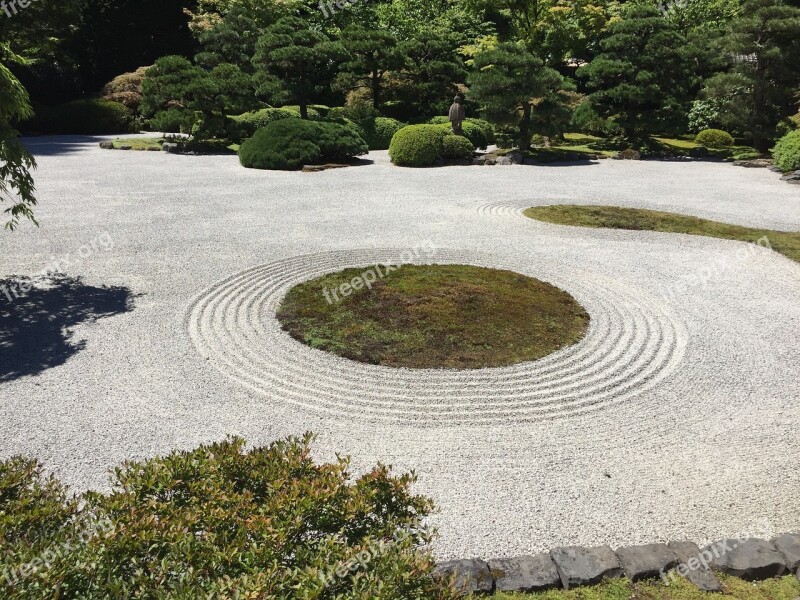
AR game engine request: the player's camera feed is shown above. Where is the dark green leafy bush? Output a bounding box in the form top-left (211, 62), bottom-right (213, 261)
top-left (0, 436), bottom-right (455, 599)
top-left (230, 107), bottom-right (299, 140)
top-left (23, 100), bottom-right (133, 135)
top-left (239, 118), bottom-right (368, 170)
top-left (149, 107), bottom-right (196, 133)
top-left (428, 117), bottom-right (492, 149)
top-left (442, 134), bottom-right (475, 159)
top-left (772, 130), bottom-right (800, 172)
top-left (695, 128), bottom-right (735, 148)
top-left (388, 124), bottom-right (446, 167)
top-left (360, 117), bottom-right (406, 150)
top-left (570, 100), bottom-right (621, 137)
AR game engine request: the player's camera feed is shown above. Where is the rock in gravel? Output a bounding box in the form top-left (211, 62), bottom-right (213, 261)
top-left (434, 559), bottom-right (494, 595)
top-left (667, 540), bottom-right (723, 592)
top-left (706, 539), bottom-right (786, 580)
top-left (615, 543), bottom-right (678, 582)
top-left (162, 142), bottom-right (180, 153)
top-left (550, 546), bottom-right (623, 590)
top-left (488, 554), bottom-right (561, 592)
top-left (495, 156), bottom-right (513, 165)
top-left (98, 141), bottom-right (114, 150)
top-left (690, 146), bottom-right (710, 158)
top-left (733, 158), bottom-right (772, 168)
top-left (772, 534), bottom-right (800, 572)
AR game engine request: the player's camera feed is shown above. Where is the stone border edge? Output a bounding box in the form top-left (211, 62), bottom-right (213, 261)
top-left (434, 533), bottom-right (800, 595)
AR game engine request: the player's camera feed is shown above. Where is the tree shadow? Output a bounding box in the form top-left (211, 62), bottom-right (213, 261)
top-left (0, 275), bottom-right (135, 382)
top-left (21, 135), bottom-right (109, 156)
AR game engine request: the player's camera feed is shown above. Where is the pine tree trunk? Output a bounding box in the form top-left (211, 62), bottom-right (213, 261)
top-left (519, 103), bottom-right (532, 150)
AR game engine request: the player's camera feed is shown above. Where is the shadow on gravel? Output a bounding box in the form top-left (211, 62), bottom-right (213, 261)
top-left (0, 275), bottom-right (135, 382)
top-left (21, 136), bottom-right (107, 156)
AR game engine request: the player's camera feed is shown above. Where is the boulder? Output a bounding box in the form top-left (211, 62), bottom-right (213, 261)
top-left (495, 156), bottom-right (513, 165)
top-left (505, 151), bottom-right (525, 164)
top-left (732, 158), bottom-right (771, 168)
top-left (706, 539), bottom-right (786, 581)
top-left (433, 559), bottom-right (493, 595)
top-left (162, 142), bottom-right (181, 153)
top-left (667, 540), bottom-right (723, 592)
top-left (98, 141), bottom-right (114, 150)
top-left (488, 554), bottom-right (561, 593)
top-left (117, 145), bottom-right (132, 151)
top-left (615, 544), bottom-right (678, 582)
top-left (689, 146), bottom-right (710, 158)
top-left (301, 163), bottom-right (350, 172)
top-left (772, 534), bottom-right (800, 572)
top-left (550, 546), bottom-right (622, 590)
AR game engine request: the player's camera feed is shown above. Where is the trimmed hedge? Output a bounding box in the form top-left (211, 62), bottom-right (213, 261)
top-left (360, 117), bottom-right (406, 150)
top-left (230, 108), bottom-right (299, 140)
top-left (239, 118), bottom-right (368, 170)
top-left (442, 135), bottom-right (475, 159)
top-left (772, 130), bottom-right (800, 172)
top-left (389, 124), bottom-right (447, 167)
top-left (0, 436), bottom-right (455, 599)
top-left (280, 105), bottom-right (322, 120)
top-left (695, 128), bottom-right (735, 148)
top-left (429, 117), bottom-right (492, 149)
top-left (23, 100), bottom-right (133, 135)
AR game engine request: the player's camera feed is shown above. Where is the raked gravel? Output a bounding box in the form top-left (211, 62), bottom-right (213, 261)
top-left (1, 135), bottom-right (799, 559)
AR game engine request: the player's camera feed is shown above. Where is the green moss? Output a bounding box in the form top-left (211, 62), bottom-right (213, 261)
top-left (524, 205), bottom-right (800, 263)
top-left (493, 574), bottom-right (800, 599)
top-left (111, 137), bottom-right (164, 150)
top-left (277, 265), bottom-right (590, 369)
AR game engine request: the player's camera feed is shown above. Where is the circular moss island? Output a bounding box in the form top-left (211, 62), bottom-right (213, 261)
top-left (276, 264), bottom-right (590, 369)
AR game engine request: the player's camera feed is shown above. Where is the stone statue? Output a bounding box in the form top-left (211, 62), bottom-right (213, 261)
top-left (448, 96), bottom-right (466, 135)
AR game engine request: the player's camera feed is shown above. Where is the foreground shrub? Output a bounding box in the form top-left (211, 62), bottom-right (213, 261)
top-left (442, 134), bottom-right (475, 159)
top-left (230, 107), bottom-right (299, 140)
top-left (24, 100), bottom-right (133, 135)
top-left (389, 124), bottom-right (447, 167)
top-left (695, 128), bottom-right (735, 148)
top-left (0, 436), bottom-right (454, 599)
top-left (360, 117), bottom-right (406, 150)
top-left (772, 130), bottom-right (800, 172)
top-left (100, 67), bottom-right (150, 113)
top-left (239, 118), bottom-right (368, 170)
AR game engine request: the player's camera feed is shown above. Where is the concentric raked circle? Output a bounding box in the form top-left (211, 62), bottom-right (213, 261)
top-left (185, 250), bottom-right (688, 425)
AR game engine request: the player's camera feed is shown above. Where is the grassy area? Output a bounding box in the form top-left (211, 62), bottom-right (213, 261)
top-left (111, 137), bottom-right (164, 150)
top-left (494, 573), bottom-right (800, 599)
top-left (524, 205), bottom-right (800, 263)
top-left (548, 133), bottom-right (761, 160)
top-left (654, 136), bottom-right (760, 160)
top-left (277, 265), bottom-right (589, 369)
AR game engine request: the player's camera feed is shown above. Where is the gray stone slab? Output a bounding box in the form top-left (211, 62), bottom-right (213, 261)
top-left (706, 538), bottom-right (786, 581)
top-left (550, 545), bottom-right (622, 590)
top-left (615, 543), bottom-right (678, 582)
top-left (667, 540), bottom-right (723, 592)
top-left (772, 533), bottom-right (800, 571)
top-left (433, 558), bottom-right (493, 595)
top-left (488, 554), bottom-right (561, 592)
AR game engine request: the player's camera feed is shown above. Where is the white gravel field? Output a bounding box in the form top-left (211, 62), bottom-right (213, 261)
top-left (1, 135), bottom-right (799, 559)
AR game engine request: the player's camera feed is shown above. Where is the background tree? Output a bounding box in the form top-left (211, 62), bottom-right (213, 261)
top-left (194, 5), bottom-right (261, 70)
top-left (468, 42), bottom-right (565, 149)
top-left (142, 56), bottom-right (254, 139)
top-left (701, 0), bottom-right (800, 151)
top-left (253, 17), bottom-right (346, 119)
top-left (577, 3), bottom-right (693, 142)
top-left (0, 46), bottom-right (37, 230)
top-left (336, 26), bottom-right (405, 110)
top-left (396, 30), bottom-right (467, 117)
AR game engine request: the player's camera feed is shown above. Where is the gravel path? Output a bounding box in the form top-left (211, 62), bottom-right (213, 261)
top-left (2, 135), bottom-right (799, 559)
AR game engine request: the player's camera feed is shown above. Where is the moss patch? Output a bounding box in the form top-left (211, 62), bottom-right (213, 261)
top-left (277, 265), bottom-right (590, 369)
top-left (111, 137), bottom-right (164, 150)
top-left (524, 205), bottom-right (800, 263)
top-left (494, 573), bottom-right (800, 599)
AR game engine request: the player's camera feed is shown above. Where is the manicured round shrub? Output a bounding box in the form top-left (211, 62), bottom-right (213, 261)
top-left (230, 108), bottom-right (299, 140)
top-left (772, 130), bottom-right (800, 172)
top-left (239, 118), bottom-right (368, 170)
top-left (24, 100), bottom-right (133, 135)
top-left (428, 117), bottom-right (491, 149)
top-left (280, 105), bottom-right (321, 120)
top-left (695, 128), bottom-right (735, 148)
top-left (442, 134), bottom-right (475, 159)
top-left (359, 117), bottom-right (406, 150)
top-left (388, 124), bottom-right (446, 167)
top-left (0, 437), bottom-right (454, 599)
